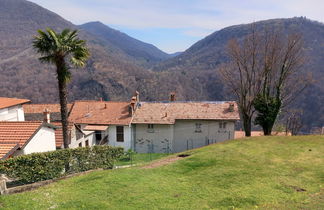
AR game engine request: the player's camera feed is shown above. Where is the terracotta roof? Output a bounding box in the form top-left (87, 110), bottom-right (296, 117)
top-left (51, 122), bottom-right (74, 148)
top-left (0, 97), bottom-right (30, 109)
top-left (0, 121), bottom-right (43, 159)
top-left (68, 101), bottom-right (132, 125)
top-left (23, 104), bottom-right (73, 113)
top-left (132, 101), bottom-right (240, 124)
top-left (23, 104), bottom-right (73, 122)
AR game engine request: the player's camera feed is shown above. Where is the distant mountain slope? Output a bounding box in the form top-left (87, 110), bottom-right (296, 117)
top-left (0, 0), bottom-right (192, 104)
top-left (154, 17), bottom-right (324, 130)
top-left (79, 21), bottom-right (170, 66)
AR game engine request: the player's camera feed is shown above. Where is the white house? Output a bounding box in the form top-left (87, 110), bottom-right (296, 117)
top-left (131, 101), bottom-right (240, 153)
top-left (0, 97), bottom-right (30, 121)
top-left (0, 121), bottom-right (57, 159)
top-left (68, 100), bottom-right (133, 149)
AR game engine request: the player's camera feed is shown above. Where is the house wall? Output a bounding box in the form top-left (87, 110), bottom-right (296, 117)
top-left (133, 124), bottom-right (174, 153)
top-left (108, 125), bottom-right (132, 151)
top-left (69, 124), bottom-right (131, 150)
top-left (132, 120), bottom-right (235, 153)
top-left (15, 127), bottom-right (56, 156)
top-left (69, 124), bottom-right (96, 148)
top-left (173, 120), bottom-right (235, 153)
top-left (0, 105), bottom-right (25, 121)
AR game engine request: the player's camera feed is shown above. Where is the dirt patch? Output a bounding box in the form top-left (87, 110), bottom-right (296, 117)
top-left (141, 156), bottom-right (183, 169)
top-left (290, 185), bottom-right (307, 192)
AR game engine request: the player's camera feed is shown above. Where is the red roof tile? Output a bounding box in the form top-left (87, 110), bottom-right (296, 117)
top-left (23, 104), bottom-right (73, 113)
top-left (0, 121), bottom-right (43, 159)
top-left (132, 101), bottom-right (240, 124)
top-left (0, 97), bottom-right (30, 109)
top-left (51, 122), bottom-right (73, 148)
top-left (68, 101), bottom-right (132, 125)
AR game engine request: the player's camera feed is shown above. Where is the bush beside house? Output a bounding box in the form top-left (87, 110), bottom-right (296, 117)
top-left (0, 146), bottom-right (123, 184)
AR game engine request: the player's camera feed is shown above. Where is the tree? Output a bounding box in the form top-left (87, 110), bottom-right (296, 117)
top-left (33, 28), bottom-right (89, 148)
top-left (220, 27), bottom-right (306, 136)
top-left (219, 27), bottom-right (264, 136)
top-left (252, 32), bottom-right (305, 135)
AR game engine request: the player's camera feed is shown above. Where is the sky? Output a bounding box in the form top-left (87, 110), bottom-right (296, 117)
top-left (28, 0), bottom-right (324, 53)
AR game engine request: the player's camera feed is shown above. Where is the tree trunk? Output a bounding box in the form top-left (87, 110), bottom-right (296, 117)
top-left (243, 114), bottom-right (252, 137)
top-left (58, 79), bottom-right (69, 148)
top-left (56, 60), bottom-right (70, 149)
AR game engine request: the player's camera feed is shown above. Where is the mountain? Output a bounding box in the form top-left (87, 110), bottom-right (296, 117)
top-left (0, 0), bottom-right (194, 104)
top-left (0, 0), bottom-right (322, 131)
top-left (79, 21), bottom-right (170, 67)
top-left (154, 17), bottom-right (324, 131)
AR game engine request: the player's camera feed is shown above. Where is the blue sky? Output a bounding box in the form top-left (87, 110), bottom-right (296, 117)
top-left (28, 0), bottom-right (324, 53)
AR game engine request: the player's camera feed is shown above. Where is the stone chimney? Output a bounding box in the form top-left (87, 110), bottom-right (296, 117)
top-left (43, 109), bottom-right (50, 123)
top-left (170, 92), bottom-right (176, 102)
top-left (228, 103), bottom-right (235, 112)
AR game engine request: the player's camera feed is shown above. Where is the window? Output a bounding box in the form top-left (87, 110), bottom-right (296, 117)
top-left (219, 122), bottom-right (227, 129)
top-left (116, 126), bottom-right (124, 142)
top-left (147, 124), bottom-right (154, 133)
top-left (95, 131), bottom-right (102, 141)
top-left (195, 123), bottom-right (202, 133)
top-left (78, 142), bottom-right (82, 147)
top-left (85, 140), bottom-right (89, 147)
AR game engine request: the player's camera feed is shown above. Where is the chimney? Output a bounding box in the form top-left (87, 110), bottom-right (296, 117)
top-left (99, 97), bottom-right (103, 102)
top-left (170, 92), bottom-right (176, 102)
top-left (43, 109), bottom-right (50, 123)
top-left (129, 97), bottom-right (137, 116)
top-left (228, 103), bottom-right (235, 112)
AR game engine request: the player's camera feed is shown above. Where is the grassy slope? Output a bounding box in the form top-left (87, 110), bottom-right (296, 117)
top-left (0, 136), bottom-right (323, 209)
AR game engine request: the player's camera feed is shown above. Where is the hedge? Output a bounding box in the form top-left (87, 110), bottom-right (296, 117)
top-left (0, 146), bottom-right (123, 184)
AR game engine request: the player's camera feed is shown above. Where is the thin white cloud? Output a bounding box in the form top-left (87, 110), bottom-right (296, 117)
top-left (27, 0), bottom-right (324, 52)
top-left (29, 0), bottom-right (324, 30)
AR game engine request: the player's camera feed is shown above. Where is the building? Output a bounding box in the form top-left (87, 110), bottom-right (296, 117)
top-left (0, 97), bottom-right (30, 121)
top-left (23, 104), bottom-right (73, 149)
top-left (131, 101), bottom-right (240, 153)
top-left (0, 121), bottom-right (56, 159)
top-left (68, 100), bottom-right (133, 149)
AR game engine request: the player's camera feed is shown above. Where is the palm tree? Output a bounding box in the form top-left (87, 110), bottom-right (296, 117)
top-left (33, 28), bottom-right (89, 148)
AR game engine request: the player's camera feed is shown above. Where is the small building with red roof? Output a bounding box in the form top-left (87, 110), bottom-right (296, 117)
top-left (0, 121), bottom-right (56, 159)
top-left (0, 97), bottom-right (30, 121)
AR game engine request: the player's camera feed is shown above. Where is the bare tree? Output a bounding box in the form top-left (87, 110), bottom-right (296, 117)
top-left (220, 26), bottom-right (307, 137)
top-left (219, 27), bottom-right (264, 136)
top-left (285, 109), bottom-right (303, 135)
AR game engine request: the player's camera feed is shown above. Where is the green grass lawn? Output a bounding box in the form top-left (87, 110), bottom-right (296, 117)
top-left (0, 136), bottom-right (323, 209)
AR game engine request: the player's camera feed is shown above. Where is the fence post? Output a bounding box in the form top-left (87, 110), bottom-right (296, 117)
top-left (0, 177), bottom-right (7, 195)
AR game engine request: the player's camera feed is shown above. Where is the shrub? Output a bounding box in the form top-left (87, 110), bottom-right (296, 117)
top-left (0, 146), bottom-right (123, 184)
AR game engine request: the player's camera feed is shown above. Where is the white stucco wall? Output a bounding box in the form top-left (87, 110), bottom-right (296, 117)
top-left (173, 120), bottom-right (235, 153)
top-left (20, 126), bottom-right (56, 155)
top-left (108, 125), bottom-right (132, 150)
top-left (132, 120), bottom-right (235, 153)
top-left (0, 105), bottom-right (25, 121)
top-left (133, 124), bottom-right (174, 153)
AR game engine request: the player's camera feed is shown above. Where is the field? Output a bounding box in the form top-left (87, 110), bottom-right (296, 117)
top-left (0, 135), bottom-right (323, 209)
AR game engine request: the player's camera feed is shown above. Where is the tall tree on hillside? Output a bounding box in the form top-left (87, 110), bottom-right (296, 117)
top-left (220, 27), bottom-right (306, 136)
top-left (253, 32), bottom-right (305, 135)
top-left (219, 27), bottom-right (264, 137)
top-left (33, 28), bottom-right (89, 148)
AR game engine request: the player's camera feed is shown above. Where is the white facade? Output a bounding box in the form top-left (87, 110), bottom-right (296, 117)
top-left (133, 124), bottom-right (174, 153)
top-left (14, 127), bottom-right (56, 156)
top-left (108, 125), bottom-right (132, 150)
top-left (0, 105), bottom-right (25, 121)
top-left (133, 120), bottom-right (235, 153)
top-left (69, 124), bottom-right (132, 150)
